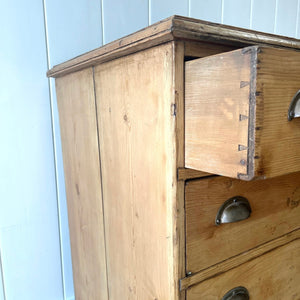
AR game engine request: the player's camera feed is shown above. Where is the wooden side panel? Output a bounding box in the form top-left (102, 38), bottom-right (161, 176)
top-left (173, 41), bottom-right (187, 300)
top-left (185, 48), bottom-right (252, 178)
top-left (186, 173), bottom-right (300, 273)
top-left (187, 239), bottom-right (300, 300)
top-left (55, 69), bottom-right (108, 300)
top-left (95, 43), bottom-right (178, 299)
top-left (255, 47), bottom-right (300, 178)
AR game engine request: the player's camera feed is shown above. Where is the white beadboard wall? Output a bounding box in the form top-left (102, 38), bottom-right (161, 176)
top-left (0, 1), bottom-right (299, 299)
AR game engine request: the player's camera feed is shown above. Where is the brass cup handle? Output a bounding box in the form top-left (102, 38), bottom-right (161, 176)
top-left (288, 90), bottom-right (300, 121)
top-left (215, 196), bottom-right (252, 225)
top-left (222, 286), bottom-right (250, 300)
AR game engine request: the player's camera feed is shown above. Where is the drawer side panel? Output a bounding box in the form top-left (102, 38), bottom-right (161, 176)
top-left (185, 47), bottom-right (255, 178)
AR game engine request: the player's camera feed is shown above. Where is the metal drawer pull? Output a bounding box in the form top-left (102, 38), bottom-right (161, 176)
top-left (222, 286), bottom-right (250, 300)
top-left (288, 90), bottom-right (300, 121)
top-left (215, 196), bottom-right (251, 225)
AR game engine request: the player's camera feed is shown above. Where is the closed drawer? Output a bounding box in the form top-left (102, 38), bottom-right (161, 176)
top-left (186, 238), bottom-right (300, 300)
top-left (186, 172), bottom-right (300, 273)
top-left (185, 46), bottom-right (300, 180)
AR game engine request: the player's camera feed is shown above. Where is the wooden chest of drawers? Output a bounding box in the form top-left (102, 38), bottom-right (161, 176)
top-left (48, 16), bottom-right (300, 300)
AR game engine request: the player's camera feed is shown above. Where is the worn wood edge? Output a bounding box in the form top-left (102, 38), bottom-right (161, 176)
top-left (47, 17), bottom-right (174, 78)
top-left (179, 228), bottom-right (300, 291)
top-left (48, 16), bottom-right (300, 78)
top-left (237, 46), bottom-right (259, 180)
top-left (177, 168), bottom-right (213, 181)
top-left (173, 41), bottom-right (186, 300)
top-left (172, 16), bottom-right (300, 50)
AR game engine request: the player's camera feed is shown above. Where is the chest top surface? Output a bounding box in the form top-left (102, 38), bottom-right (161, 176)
top-left (47, 15), bottom-right (300, 78)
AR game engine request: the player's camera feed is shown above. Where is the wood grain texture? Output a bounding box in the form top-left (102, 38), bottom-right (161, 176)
top-left (186, 46), bottom-right (300, 180)
top-left (185, 47), bottom-right (252, 178)
top-left (177, 168), bottom-right (213, 181)
top-left (186, 173), bottom-right (300, 273)
top-left (172, 16), bottom-right (300, 49)
top-left (181, 228), bottom-right (300, 290)
top-left (47, 16), bottom-right (300, 78)
top-left (94, 43), bottom-right (179, 300)
top-left (173, 41), bottom-right (186, 300)
top-left (254, 46), bottom-right (300, 178)
top-left (186, 238), bottom-right (300, 300)
top-left (47, 17), bottom-right (174, 78)
top-left (184, 41), bottom-right (236, 58)
top-left (55, 68), bottom-right (108, 300)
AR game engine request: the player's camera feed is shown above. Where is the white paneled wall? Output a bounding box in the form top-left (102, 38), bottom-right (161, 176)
top-left (251, 0), bottom-right (276, 32)
top-left (0, 1), bottom-right (299, 299)
top-left (102, 0), bottom-right (148, 43)
top-left (190, 0), bottom-right (222, 23)
top-left (150, 0), bottom-right (188, 24)
top-left (276, 0), bottom-right (298, 36)
top-left (0, 253), bottom-right (5, 300)
top-left (0, 0), bottom-right (63, 299)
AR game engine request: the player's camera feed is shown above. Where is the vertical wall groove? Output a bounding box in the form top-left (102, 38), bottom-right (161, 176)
top-left (221, 0), bottom-right (224, 23)
top-left (42, 1), bottom-right (66, 299)
top-left (148, 0), bottom-right (152, 25)
top-left (101, 0), bottom-right (105, 45)
top-left (274, 0), bottom-right (279, 33)
top-left (0, 247), bottom-right (6, 300)
top-left (296, 0), bottom-right (300, 37)
top-left (249, 0), bottom-right (254, 29)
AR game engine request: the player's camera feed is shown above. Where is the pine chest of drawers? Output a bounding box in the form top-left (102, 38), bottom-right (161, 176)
top-left (48, 16), bottom-right (300, 300)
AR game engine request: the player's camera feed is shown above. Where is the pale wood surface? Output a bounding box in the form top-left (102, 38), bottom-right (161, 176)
top-left (254, 46), bottom-right (300, 178)
top-left (185, 47), bottom-right (252, 178)
top-left (181, 228), bottom-right (300, 290)
top-left (187, 238), bottom-right (300, 300)
top-left (47, 15), bottom-right (300, 78)
top-left (55, 68), bottom-right (108, 300)
top-left (186, 46), bottom-right (300, 179)
top-left (94, 43), bottom-right (179, 300)
top-left (184, 41), bottom-right (236, 58)
top-left (177, 168), bottom-right (213, 181)
top-left (173, 41), bottom-right (186, 300)
top-left (186, 173), bottom-right (300, 273)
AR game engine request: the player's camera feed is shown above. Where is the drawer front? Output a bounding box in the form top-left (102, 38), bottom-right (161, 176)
top-left (185, 45), bottom-right (300, 180)
top-left (186, 173), bottom-right (300, 273)
top-left (187, 238), bottom-right (300, 300)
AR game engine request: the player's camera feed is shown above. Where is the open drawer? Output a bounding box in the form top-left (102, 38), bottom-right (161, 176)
top-left (185, 46), bottom-right (300, 180)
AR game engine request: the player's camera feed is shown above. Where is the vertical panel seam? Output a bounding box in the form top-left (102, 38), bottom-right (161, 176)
top-left (0, 247), bottom-right (7, 300)
top-left (249, 0), bottom-right (254, 29)
top-left (101, 0), bottom-right (105, 45)
top-left (221, 0), bottom-right (224, 23)
top-left (92, 66), bottom-right (110, 300)
top-left (42, 1), bottom-right (66, 299)
top-left (148, 0), bottom-right (152, 25)
top-left (274, 0), bottom-right (279, 34)
top-left (296, 0), bottom-right (300, 37)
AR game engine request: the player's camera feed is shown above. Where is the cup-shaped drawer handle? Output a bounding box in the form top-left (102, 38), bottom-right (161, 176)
top-left (215, 196), bottom-right (251, 225)
top-left (288, 90), bottom-right (300, 121)
top-left (222, 286), bottom-right (250, 300)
